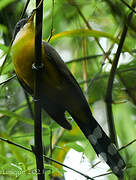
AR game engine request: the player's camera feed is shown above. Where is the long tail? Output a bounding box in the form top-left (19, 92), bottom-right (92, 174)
top-left (75, 115), bottom-right (126, 177)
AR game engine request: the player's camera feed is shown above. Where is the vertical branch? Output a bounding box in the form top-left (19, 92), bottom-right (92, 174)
top-left (33, 0), bottom-right (45, 179)
top-left (105, 9), bottom-right (134, 145)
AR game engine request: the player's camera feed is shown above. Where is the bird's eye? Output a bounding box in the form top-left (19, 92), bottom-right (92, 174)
top-left (13, 18), bottom-right (27, 39)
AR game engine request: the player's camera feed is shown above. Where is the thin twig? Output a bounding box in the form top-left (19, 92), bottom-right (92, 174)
top-left (120, 0), bottom-right (136, 13)
top-left (33, 0), bottom-right (44, 12)
top-left (48, 0), bottom-right (55, 42)
top-left (105, 7), bottom-right (134, 145)
top-left (0, 74), bottom-right (16, 86)
top-left (24, 91), bottom-right (34, 119)
top-left (20, 0), bottom-right (31, 19)
top-left (68, 0), bottom-right (110, 55)
top-left (0, 137), bottom-right (32, 152)
top-left (0, 0), bottom-right (32, 76)
top-left (68, 0), bottom-right (136, 108)
top-left (0, 137), bottom-right (95, 180)
top-left (69, 0), bottom-right (136, 108)
top-left (66, 54), bottom-right (108, 64)
top-left (119, 139), bottom-right (136, 151)
top-left (92, 172), bottom-right (112, 178)
top-left (1, 136), bottom-right (136, 179)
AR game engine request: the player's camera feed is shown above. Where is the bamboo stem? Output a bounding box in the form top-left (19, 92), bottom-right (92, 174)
top-left (33, 0), bottom-right (45, 179)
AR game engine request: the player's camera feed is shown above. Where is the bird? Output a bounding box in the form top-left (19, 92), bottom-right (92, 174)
top-left (11, 12), bottom-right (125, 177)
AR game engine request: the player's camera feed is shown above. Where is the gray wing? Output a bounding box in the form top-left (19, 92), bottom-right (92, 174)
top-left (43, 41), bottom-right (92, 121)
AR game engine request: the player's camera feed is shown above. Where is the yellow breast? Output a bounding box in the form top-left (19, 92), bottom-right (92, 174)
top-left (11, 28), bottom-right (35, 89)
top-left (11, 22), bottom-right (64, 95)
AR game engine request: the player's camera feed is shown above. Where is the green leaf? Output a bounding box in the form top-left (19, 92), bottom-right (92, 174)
top-left (45, 163), bottom-right (65, 175)
top-left (49, 29), bottom-right (130, 53)
top-left (0, 109), bottom-right (48, 129)
top-left (0, 24), bottom-right (8, 34)
top-left (0, 109), bottom-right (34, 124)
top-left (0, 43), bottom-right (8, 52)
top-left (66, 142), bottom-right (84, 152)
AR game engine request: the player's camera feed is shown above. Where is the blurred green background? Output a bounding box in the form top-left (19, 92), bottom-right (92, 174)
top-left (0, 0), bottom-right (136, 179)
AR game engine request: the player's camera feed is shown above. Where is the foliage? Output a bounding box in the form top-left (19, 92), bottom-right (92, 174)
top-left (0, 0), bottom-right (136, 180)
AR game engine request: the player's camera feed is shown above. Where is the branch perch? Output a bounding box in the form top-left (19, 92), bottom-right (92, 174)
top-left (33, 0), bottom-right (45, 179)
top-left (105, 2), bottom-right (135, 146)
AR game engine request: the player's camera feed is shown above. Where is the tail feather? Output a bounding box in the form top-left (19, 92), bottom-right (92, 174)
top-left (76, 116), bottom-right (126, 177)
